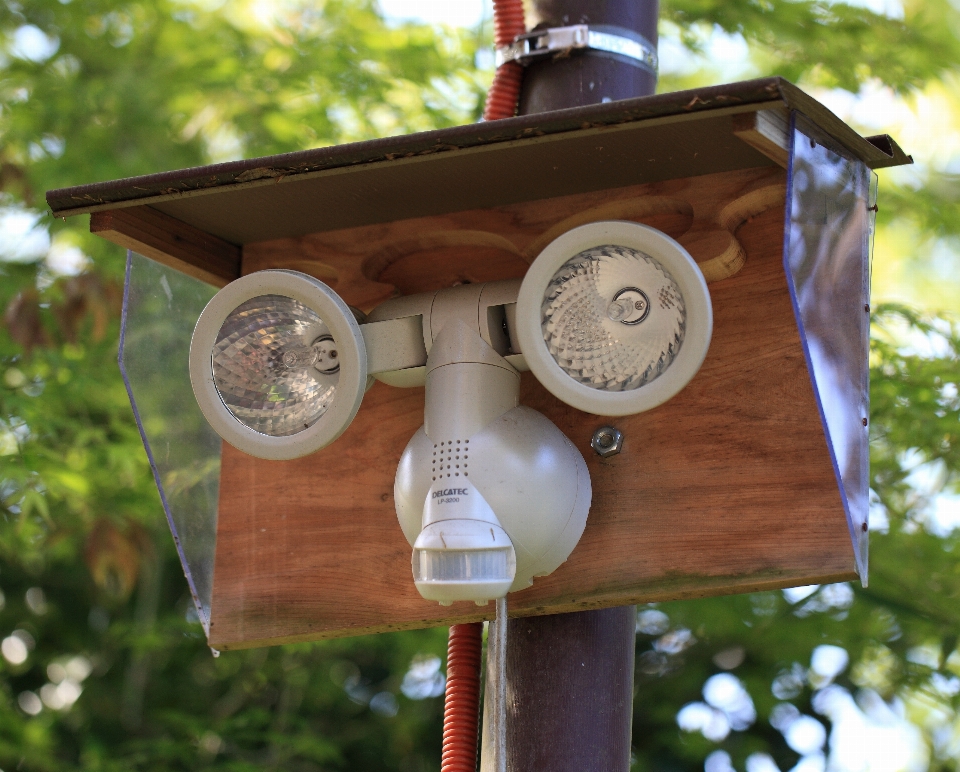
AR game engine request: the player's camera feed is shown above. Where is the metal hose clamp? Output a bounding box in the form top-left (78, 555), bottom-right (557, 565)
top-left (495, 24), bottom-right (658, 73)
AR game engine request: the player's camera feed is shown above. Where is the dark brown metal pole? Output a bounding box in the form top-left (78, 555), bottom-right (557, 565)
top-left (519, 0), bottom-right (658, 114)
top-left (502, 608), bottom-right (637, 770)
top-left (501, 2), bottom-right (659, 770)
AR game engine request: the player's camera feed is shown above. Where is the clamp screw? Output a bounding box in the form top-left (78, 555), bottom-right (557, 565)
top-left (591, 426), bottom-right (623, 457)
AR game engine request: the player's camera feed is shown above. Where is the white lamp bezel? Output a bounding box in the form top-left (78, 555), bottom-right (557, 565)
top-left (516, 221), bottom-right (713, 417)
top-left (189, 269), bottom-right (367, 460)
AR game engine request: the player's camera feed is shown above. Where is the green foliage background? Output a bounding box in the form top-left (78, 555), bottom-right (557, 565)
top-left (0, 1), bottom-right (958, 770)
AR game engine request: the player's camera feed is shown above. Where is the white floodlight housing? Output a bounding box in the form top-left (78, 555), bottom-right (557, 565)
top-left (368, 280), bottom-right (592, 605)
top-left (186, 221), bottom-right (712, 606)
top-left (189, 270), bottom-right (368, 461)
top-left (391, 316), bottom-right (591, 605)
top-left (516, 221), bottom-right (713, 416)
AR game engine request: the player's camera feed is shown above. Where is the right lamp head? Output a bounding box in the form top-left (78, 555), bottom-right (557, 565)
top-left (516, 221), bottom-right (713, 416)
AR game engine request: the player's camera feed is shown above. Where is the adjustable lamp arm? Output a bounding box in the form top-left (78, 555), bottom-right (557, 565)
top-left (361, 279), bottom-right (527, 385)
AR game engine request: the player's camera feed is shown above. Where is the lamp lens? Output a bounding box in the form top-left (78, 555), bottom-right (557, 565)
top-left (211, 294), bottom-right (339, 437)
top-left (542, 245), bottom-right (686, 391)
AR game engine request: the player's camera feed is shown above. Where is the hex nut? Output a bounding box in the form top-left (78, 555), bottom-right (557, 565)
top-left (591, 426), bottom-right (623, 457)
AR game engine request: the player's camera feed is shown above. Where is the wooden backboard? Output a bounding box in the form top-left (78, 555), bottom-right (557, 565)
top-left (207, 167), bottom-right (856, 651)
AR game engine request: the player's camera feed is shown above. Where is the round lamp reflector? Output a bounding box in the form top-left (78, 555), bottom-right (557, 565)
top-left (542, 245), bottom-right (686, 392)
top-left (517, 221), bottom-right (712, 416)
top-left (190, 270), bottom-right (367, 460)
top-left (211, 294), bottom-right (339, 437)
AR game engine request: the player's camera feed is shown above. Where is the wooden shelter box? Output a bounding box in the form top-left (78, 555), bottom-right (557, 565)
top-left (47, 78), bottom-right (911, 650)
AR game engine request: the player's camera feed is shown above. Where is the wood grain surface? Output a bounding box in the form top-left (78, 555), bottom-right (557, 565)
top-left (242, 166), bottom-right (786, 306)
top-left (733, 109), bottom-right (790, 169)
top-left (208, 169), bottom-right (856, 650)
top-left (90, 206), bottom-right (240, 287)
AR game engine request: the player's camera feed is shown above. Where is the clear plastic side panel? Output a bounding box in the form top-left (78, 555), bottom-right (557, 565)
top-left (784, 114), bottom-right (877, 585)
top-left (119, 252), bottom-right (221, 632)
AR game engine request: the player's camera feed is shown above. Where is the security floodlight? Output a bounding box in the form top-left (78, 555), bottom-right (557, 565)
top-left (185, 221), bottom-right (710, 606)
top-left (49, 77), bottom-right (911, 649)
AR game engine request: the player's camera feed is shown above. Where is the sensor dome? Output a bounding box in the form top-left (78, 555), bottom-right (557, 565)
top-left (395, 406), bottom-right (590, 594)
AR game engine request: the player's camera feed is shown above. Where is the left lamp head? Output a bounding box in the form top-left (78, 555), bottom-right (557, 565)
top-left (189, 270), bottom-right (367, 460)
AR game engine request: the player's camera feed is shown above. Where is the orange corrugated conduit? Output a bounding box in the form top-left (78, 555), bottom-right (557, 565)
top-left (441, 5), bottom-right (525, 768)
top-left (441, 622), bottom-right (484, 772)
top-left (482, 0), bottom-right (527, 120)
